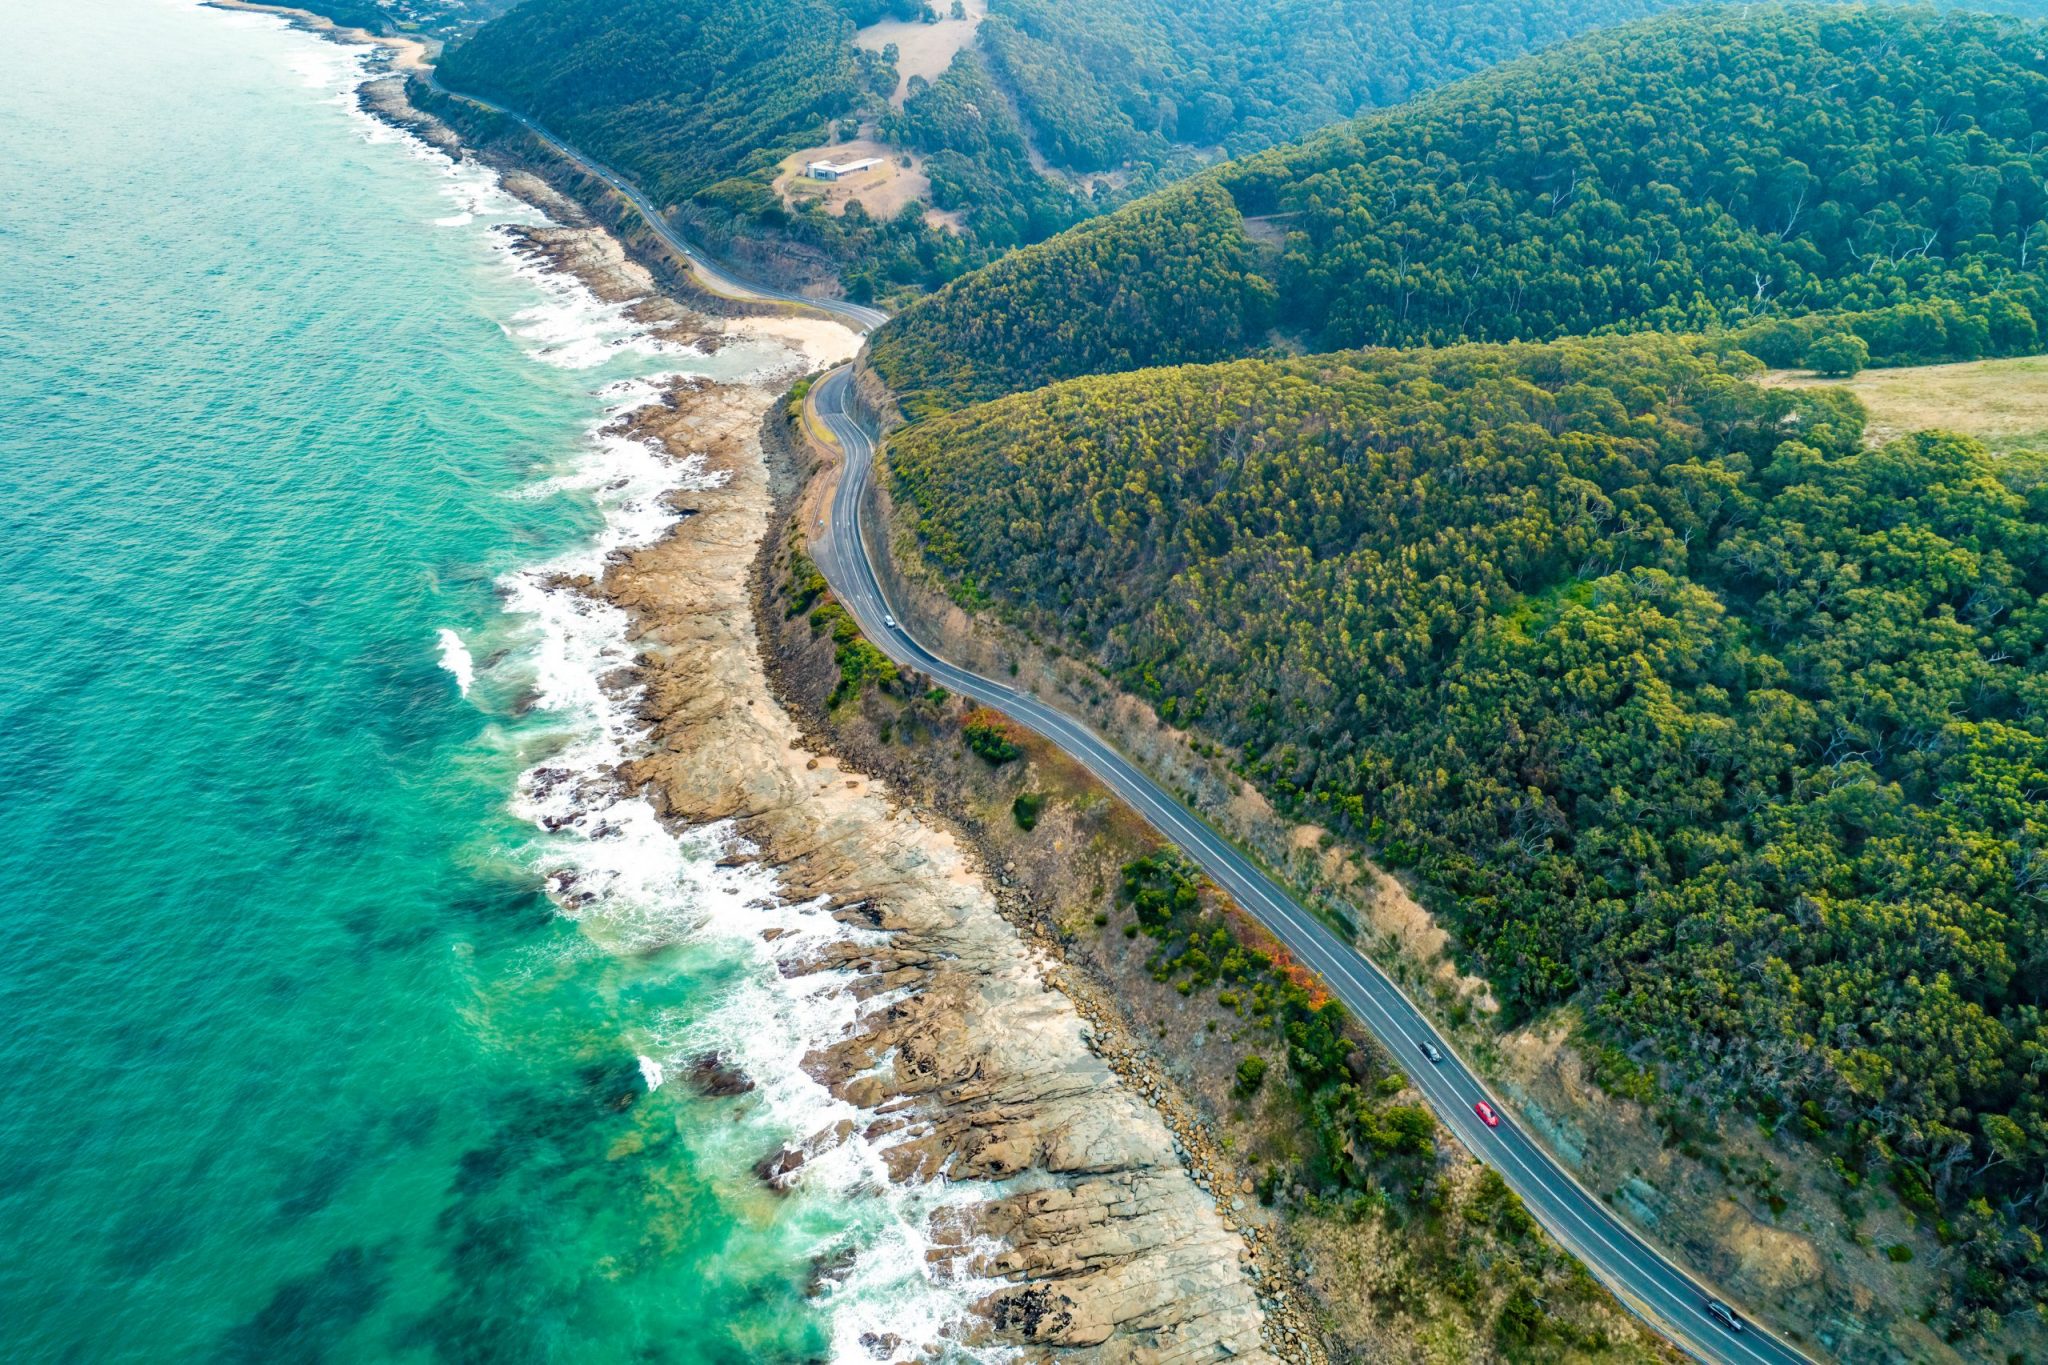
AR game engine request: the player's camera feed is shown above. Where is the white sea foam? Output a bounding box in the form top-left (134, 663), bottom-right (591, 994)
top-left (489, 334), bottom-right (1016, 1363)
top-left (245, 17), bottom-right (1001, 1349)
top-left (435, 627), bottom-right (474, 696)
top-left (199, 1), bottom-right (370, 100)
top-left (491, 236), bottom-right (699, 371)
top-left (472, 258), bottom-right (1010, 1358)
top-left (670, 872), bottom-right (1023, 1365)
top-left (283, 34), bottom-right (366, 94)
top-left (429, 159), bottom-right (515, 228)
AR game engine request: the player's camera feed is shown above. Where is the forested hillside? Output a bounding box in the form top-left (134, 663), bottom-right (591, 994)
top-left (869, 181), bottom-right (1277, 419)
top-left (433, 0), bottom-right (1745, 299)
top-left (857, 46), bottom-right (1090, 294)
top-left (890, 334), bottom-right (2048, 1331)
top-left (873, 5), bottom-right (2048, 409)
top-left (435, 0), bottom-right (895, 206)
top-left (976, 0), bottom-right (1694, 180)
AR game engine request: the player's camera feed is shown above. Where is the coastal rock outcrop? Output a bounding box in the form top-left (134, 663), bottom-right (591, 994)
top-left (605, 374), bottom-right (1277, 1361)
top-left (685, 1052), bottom-right (755, 1097)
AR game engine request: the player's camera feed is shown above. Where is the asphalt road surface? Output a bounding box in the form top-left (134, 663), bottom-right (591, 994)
top-left (807, 366), bottom-right (1814, 1365)
top-left (417, 54), bottom-right (1816, 1361)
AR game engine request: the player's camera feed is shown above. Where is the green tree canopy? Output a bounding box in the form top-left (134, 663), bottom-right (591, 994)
top-left (888, 332), bottom-right (2048, 1323)
top-left (875, 6), bottom-right (2048, 408)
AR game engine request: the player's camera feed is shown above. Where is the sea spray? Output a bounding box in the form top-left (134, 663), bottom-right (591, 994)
top-left (435, 627), bottom-right (474, 696)
top-left (494, 365), bottom-right (1020, 1360)
top-left (498, 260), bottom-right (702, 371)
top-left (409, 101), bottom-right (1025, 1359)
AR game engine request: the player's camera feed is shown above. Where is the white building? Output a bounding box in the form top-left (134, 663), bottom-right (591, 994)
top-left (805, 157), bottom-right (884, 181)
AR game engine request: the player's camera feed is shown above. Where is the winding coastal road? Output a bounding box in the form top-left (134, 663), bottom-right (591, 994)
top-left (416, 58), bottom-right (1811, 1365)
top-left (808, 368), bottom-right (1813, 1365)
top-left (415, 70), bottom-right (889, 332)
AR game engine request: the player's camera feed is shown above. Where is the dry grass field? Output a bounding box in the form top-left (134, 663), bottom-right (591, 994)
top-left (853, 0), bottom-right (987, 106)
top-left (1765, 354), bottom-right (2048, 452)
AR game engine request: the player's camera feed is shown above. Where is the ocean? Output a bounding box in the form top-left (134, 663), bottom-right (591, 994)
top-left (0, 3), bottom-right (977, 1360)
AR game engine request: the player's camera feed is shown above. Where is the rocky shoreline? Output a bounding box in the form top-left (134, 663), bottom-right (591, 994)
top-left (342, 57), bottom-right (1282, 1363)
top-left (604, 371), bottom-right (1276, 1362)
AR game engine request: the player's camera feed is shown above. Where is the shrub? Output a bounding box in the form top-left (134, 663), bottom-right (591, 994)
top-left (785, 374), bottom-right (814, 423)
top-left (831, 639), bottom-right (897, 706)
top-left (1807, 331), bottom-right (1870, 377)
top-left (1235, 1055), bottom-right (1268, 1096)
top-left (1468, 1167), bottom-right (1536, 1240)
top-left (1012, 791), bottom-right (1046, 830)
top-left (1495, 1282), bottom-right (1546, 1349)
top-left (785, 551), bottom-right (828, 616)
top-left (1893, 1162), bottom-right (1938, 1215)
top-left (963, 709), bottom-right (1022, 763)
top-left (1119, 852), bottom-right (1199, 930)
top-left (1354, 1102), bottom-right (1435, 1158)
top-left (812, 603), bottom-right (899, 705)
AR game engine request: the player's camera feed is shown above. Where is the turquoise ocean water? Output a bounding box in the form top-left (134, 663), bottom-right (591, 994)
top-left (0, 4), bottom-right (987, 1360)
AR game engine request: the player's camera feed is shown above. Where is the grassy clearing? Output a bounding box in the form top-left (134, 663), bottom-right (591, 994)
top-left (1766, 354), bottom-right (2048, 453)
top-left (852, 0), bottom-right (986, 106)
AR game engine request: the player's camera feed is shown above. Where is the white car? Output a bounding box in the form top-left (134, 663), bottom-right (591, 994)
top-left (883, 615), bottom-right (896, 629)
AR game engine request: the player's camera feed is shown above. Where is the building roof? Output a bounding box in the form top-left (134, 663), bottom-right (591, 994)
top-left (806, 156), bottom-right (885, 176)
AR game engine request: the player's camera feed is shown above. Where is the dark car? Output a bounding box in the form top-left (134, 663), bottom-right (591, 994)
top-left (1420, 1041), bottom-right (1443, 1064)
top-left (1706, 1300), bottom-right (1742, 1332)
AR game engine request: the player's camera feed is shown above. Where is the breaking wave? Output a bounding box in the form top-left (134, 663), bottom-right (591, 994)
top-left (465, 175), bottom-right (1016, 1365)
top-left (435, 627), bottom-right (474, 696)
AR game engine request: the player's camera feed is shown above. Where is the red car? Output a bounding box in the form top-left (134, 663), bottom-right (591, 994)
top-left (1474, 1101), bottom-right (1500, 1128)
